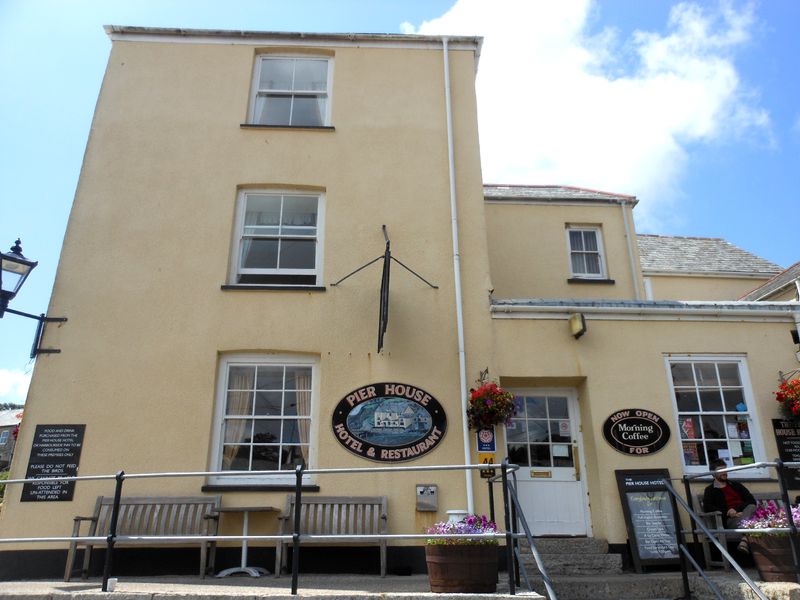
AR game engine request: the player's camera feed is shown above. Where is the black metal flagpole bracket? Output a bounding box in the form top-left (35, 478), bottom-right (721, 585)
top-left (329, 226), bottom-right (438, 289)
top-left (329, 226), bottom-right (438, 353)
top-left (3, 307), bottom-right (67, 359)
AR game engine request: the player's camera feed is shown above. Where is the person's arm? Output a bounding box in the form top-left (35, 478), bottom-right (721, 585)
top-left (733, 482), bottom-right (756, 508)
top-left (702, 486), bottom-right (724, 515)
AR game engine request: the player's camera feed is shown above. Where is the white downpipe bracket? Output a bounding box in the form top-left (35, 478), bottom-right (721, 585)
top-left (442, 37), bottom-right (474, 514)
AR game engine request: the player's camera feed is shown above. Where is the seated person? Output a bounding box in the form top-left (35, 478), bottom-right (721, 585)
top-left (702, 458), bottom-right (756, 552)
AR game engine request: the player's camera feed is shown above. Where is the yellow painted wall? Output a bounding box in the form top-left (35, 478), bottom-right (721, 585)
top-left (646, 274), bottom-right (774, 301)
top-left (0, 38), bottom-right (495, 548)
top-left (2, 29), bottom-right (798, 563)
top-left (491, 315), bottom-right (798, 543)
top-left (485, 201), bottom-right (643, 300)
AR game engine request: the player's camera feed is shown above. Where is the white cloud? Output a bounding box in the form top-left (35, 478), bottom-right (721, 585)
top-left (404, 0), bottom-right (770, 228)
top-left (0, 369), bottom-right (31, 404)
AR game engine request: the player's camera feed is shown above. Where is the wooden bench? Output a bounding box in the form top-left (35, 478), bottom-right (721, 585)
top-left (64, 495), bottom-right (221, 581)
top-left (694, 492), bottom-right (781, 570)
top-left (274, 495), bottom-right (388, 577)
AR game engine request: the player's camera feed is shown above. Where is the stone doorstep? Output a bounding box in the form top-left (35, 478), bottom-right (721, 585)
top-left (517, 537), bottom-right (622, 576)
top-left (520, 537), bottom-right (609, 555)
top-left (521, 552), bottom-right (623, 575)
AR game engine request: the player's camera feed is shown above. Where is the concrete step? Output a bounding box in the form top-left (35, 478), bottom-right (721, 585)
top-left (516, 571), bottom-right (800, 600)
top-left (520, 551), bottom-right (623, 575)
top-left (521, 572), bottom-right (686, 600)
top-left (521, 537), bottom-right (608, 555)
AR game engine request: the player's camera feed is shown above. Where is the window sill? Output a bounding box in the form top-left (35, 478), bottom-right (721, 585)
top-left (202, 484), bottom-right (321, 493)
top-left (221, 285), bottom-right (326, 292)
top-left (567, 278), bottom-right (615, 284)
top-left (240, 124), bottom-right (335, 132)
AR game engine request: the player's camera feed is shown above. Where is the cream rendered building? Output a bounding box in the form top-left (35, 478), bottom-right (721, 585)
top-left (1, 26), bottom-right (799, 578)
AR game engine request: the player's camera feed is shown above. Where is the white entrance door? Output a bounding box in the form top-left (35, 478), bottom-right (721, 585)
top-left (505, 390), bottom-right (590, 536)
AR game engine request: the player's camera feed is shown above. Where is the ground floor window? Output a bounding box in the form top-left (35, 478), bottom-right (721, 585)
top-left (211, 354), bottom-right (316, 484)
top-left (665, 356), bottom-right (762, 474)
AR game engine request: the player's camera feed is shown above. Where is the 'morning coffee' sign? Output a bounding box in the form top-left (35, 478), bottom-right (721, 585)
top-left (332, 382), bottom-right (446, 462)
top-left (602, 409), bottom-right (670, 456)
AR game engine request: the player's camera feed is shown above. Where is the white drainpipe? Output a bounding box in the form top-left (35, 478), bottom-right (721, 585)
top-left (621, 201), bottom-right (641, 300)
top-left (442, 36), bottom-right (474, 514)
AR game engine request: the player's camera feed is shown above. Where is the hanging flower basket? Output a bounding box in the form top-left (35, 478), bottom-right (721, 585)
top-left (466, 378), bottom-right (516, 430)
top-left (776, 378), bottom-right (800, 421)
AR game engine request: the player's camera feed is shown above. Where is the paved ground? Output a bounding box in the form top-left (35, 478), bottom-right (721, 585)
top-left (0, 574), bottom-right (543, 599)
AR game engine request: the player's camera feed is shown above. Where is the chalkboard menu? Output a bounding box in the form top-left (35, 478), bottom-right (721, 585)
top-left (615, 469), bottom-right (680, 572)
top-left (21, 424), bottom-right (86, 502)
top-left (772, 419), bottom-right (800, 489)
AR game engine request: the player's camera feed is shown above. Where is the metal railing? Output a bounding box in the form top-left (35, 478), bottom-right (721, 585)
top-left (664, 459), bottom-right (800, 600)
top-left (486, 462), bottom-right (557, 600)
top-left (0, 461), bottom-right (525, 595)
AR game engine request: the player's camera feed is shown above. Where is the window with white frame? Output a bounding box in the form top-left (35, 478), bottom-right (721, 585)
top-left (233, 191), bottom-right (323, 286)
top-left (0, 430), bottom-right (8, 446)
top-left (212, 354), bottom-right (316, 484)
top-left (666, 357), bottom-right (763, 473)
top-left (249, 56), bottom-right (331, 127)
top-left (566, 226), bottom-right (606, 278)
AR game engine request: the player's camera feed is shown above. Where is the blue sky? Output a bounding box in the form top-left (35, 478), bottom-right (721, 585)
top-left (1, 0), bottom-right (798, 404)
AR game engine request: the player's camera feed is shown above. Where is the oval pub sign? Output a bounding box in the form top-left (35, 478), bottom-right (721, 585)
top-left (332, 382), bottom-right (447, 462)
top-left (602, 409), bottom-right (671, 456)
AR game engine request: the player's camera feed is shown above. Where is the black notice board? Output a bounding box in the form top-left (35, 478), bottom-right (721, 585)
top-left (615, 469), bottom-right (680, 573)
top-left (21, 424), bottom-right (86, 502)
top-left (772, 419), bottom-right (800, 489)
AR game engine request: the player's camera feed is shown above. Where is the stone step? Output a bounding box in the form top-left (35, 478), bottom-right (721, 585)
top-left (520, 551), bottom-right (623, 575)
top-left (515, 571), bottom-right (800, 600)
top-left (520, 537), bottom-right (609, 555)
top-left (520, 572), bottom-right (687, 600)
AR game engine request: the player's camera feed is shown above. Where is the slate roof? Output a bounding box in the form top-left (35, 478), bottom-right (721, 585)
top-left (636, 234), bottom-right (782, 275)
top-left (484, 184), bottom-right (637, 204)
top-left (0, 409), bottom-right (22, 428)
top-left (739, 261), bottom-right (800, 300)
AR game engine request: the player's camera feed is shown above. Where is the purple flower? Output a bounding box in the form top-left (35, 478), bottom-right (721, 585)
top-left (425, 514), bottom-right (498, 545)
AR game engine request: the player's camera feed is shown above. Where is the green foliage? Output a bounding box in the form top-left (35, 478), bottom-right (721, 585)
top-left (0, 471), bottom-right (9, 500)
top-left (0, 403), bottom-right (23, 412)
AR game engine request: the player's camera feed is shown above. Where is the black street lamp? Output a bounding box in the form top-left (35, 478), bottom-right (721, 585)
top-left (0, 239), bottom-right (38, 316)
top-left (0, 239), bottom-right (67, 358)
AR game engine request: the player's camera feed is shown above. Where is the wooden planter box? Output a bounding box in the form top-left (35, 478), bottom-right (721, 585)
top-left (425, 544), bottom-right (498, 593)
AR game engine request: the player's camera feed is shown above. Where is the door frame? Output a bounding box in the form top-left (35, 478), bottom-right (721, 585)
top-left (507, 387), bottom-right (593, 537)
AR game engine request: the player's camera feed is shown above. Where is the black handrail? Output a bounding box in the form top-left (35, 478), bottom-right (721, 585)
top-left (3, 462), bottom-right (521, 595)
top-left (487, 460), bottom-right (557, 600)
top-left (662, 477), bottom-right (768, 600)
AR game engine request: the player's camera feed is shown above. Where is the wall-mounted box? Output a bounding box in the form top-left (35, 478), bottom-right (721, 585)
top-left (416, 484), bottom-right (438, 511)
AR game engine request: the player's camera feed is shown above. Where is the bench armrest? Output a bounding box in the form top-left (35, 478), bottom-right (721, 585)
top-left (70, 516), bottom-right (98, 537)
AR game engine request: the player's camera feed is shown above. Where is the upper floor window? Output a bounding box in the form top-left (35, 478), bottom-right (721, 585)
top-left (566, 226), bottom-right (606, 279)
top-left (665, 356), bottom-right (765, 475)
top-left (232, 190), bottom-right (324, 286)
top-left (0, 430), bottom-right (8, 446)
top-left (211, 354), bottom-right (317, 485)
top-left (250, 57), bottom-right (331, 127)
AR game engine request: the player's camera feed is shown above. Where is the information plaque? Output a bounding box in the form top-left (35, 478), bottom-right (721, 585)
top-left (772, 419), bottom-right (800, 489)
top-left (21, 424), bottom-right (86, 502)
top-left (615, 468), bottom-right (680, 572)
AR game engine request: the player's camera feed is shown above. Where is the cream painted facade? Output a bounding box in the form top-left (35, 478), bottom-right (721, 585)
top-left (1, 26), bottom-right (800, 576)
top-left (645, 273), bottom-right (774, 301)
